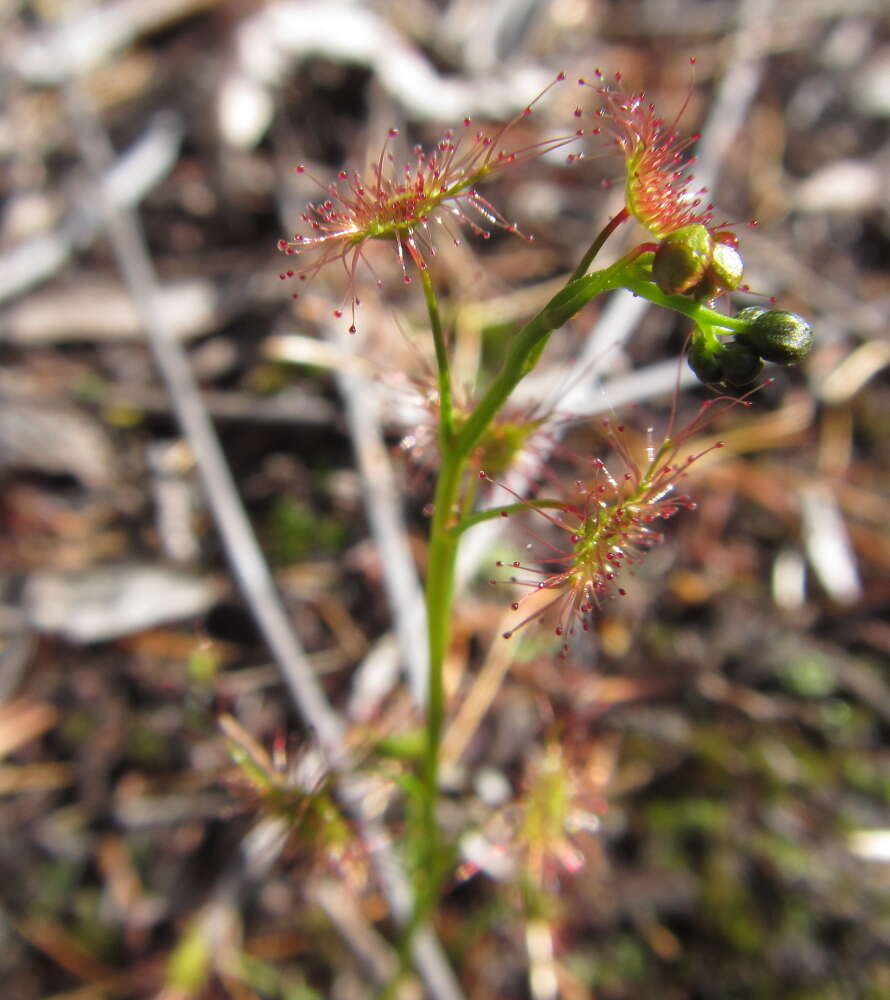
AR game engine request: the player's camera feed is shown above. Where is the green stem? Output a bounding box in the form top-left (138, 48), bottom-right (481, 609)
top-left (416, 445), bottom-right (462, 914)
top-left (453, 499), bottom-right (565, 534)
top-left (410, 243), bottom-right (744, 949)
top-left (416, 258), bottom-right (635, 880)
top-left (621, 269), bottom-right (747, 331)
top-left (453, 255), bottom-right (634, 462)
top-left (420, 267), bottom-right (454, 442)
top-left (570, 207), bottom-right (630, 280)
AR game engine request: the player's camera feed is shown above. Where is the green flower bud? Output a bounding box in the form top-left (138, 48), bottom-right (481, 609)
top-left (694, 242), bottom-right (744, 301)
top-left (652, 224), bottom-right (713, 295)
top-left (737, 309), bottom-right (814, 365)
top-left (735, 305), bottom-right (767, 322)
top-left (687, 330), bottom-right (724, 384)
top-left (720, 339), bottom-right (763, 386)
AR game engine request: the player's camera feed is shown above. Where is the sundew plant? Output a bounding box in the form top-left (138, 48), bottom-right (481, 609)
top-left (278, 67), bottom-right (813, 989)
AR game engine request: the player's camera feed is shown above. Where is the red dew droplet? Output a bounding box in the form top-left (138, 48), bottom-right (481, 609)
top-left (557, 71), bottom-right (566, 81)
top-left (333, 309), bottom-right (343, 318)
top-left (618, 588), bottom-right (627, 596)
top-left (500, 510), bottom-right (509, 518)
top-left (277, 238), bottom-right (289, 251)
top-left (512, 561), bottom-right (521, 568)
top-left (279, 273), bottom-right (287, 280)
top-left (511, 602), bottom-right (519, 611)
top-left (348, 324), bottom-right (356, 334)
top-left (388, 128), bottom-right (399, 137)
top-left (478, 470), bottom-right (487, 479)
top-left (286, 270), bottom-right (294, 277)
top-left (463, 117), bottom-right (471, 126)
top-left (295, 164), bottom-right (305, 173)
top-left (495, 561), bottom-right (504, 568)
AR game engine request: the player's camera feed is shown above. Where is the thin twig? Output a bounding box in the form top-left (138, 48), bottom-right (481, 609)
top-left (63, 77), bottom-right (464, 1000)
top-left (65, 91), bottom-right (347, 760)
top-left (332, 329), bottom-right (430, 707)
top-left (0, 111), bottom-right (183, 305)
top-left (217, 1), bottom-right (555, 149)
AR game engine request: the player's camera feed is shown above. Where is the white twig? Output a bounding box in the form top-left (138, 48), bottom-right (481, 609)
top-left (0, 112), bottom-right (183, 304)
top-left (218, 0), bottom-right (553, 148)
top-left (68, 101), bottom-right (347, 757)
top-left (799, 483), bottom-right (862, 604)
top-left (332, 329), bottom-right (429, 707)
top-left (64, 70), bottom-right (464, 1000)
top-left (9, 0), bottom-right (215, 84)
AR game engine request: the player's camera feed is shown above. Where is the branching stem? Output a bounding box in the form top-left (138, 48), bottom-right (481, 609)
top-left (412, 240), bottom-right (748, 952)
top-left (453, 499), bottom-right (566, 534)
top-left (571, 206), bottom-right (630, 280)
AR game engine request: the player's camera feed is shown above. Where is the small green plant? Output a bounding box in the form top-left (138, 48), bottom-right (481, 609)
top-left (278, 64), bottom-right (813, 988)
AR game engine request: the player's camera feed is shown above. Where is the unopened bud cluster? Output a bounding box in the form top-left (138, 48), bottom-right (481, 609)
top-left (652, 223), bottom-right (743, 302)
top-left (688, 306), bottom-right (814, 388)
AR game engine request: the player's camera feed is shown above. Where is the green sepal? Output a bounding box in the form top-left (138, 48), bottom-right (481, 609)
top-left (694, 242), bottom-right (744, 301)
top-left (652, 223), bottom-right (713, 295)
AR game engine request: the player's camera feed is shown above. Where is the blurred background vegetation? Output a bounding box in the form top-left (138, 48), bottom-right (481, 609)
top-left (0, 1), bottom-right (888, 998)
